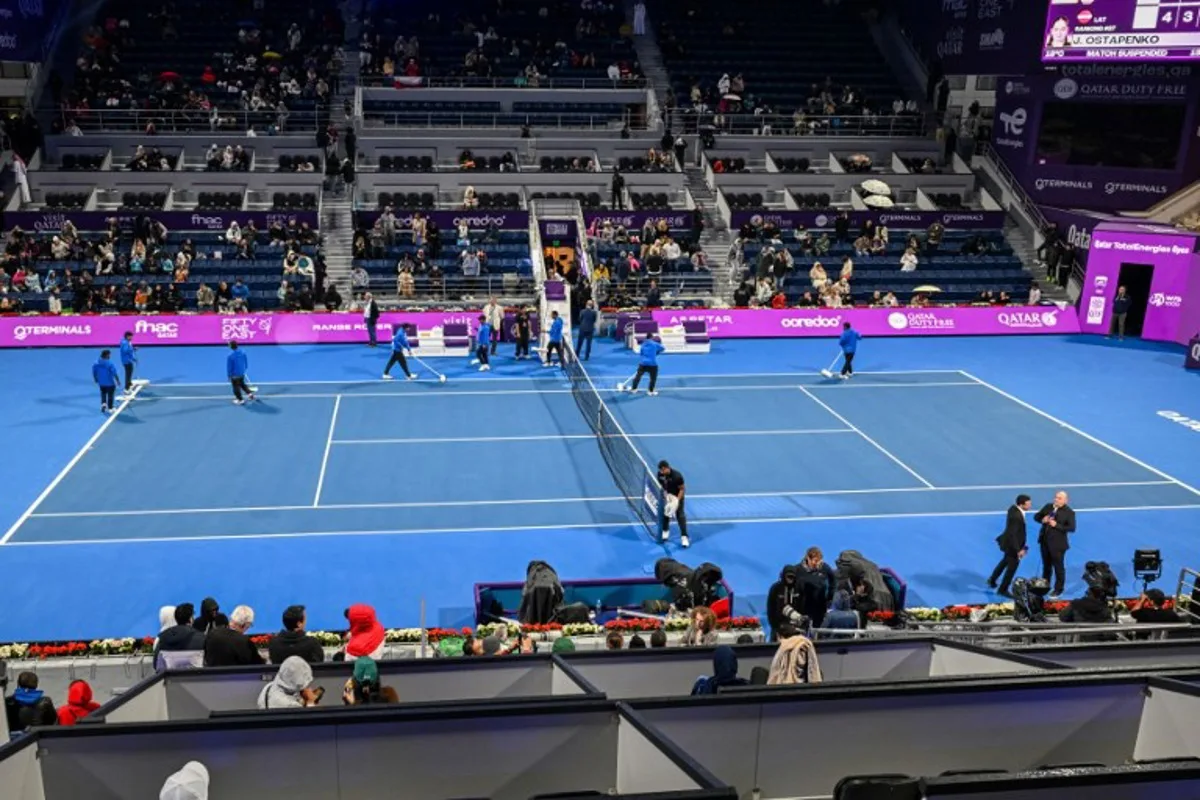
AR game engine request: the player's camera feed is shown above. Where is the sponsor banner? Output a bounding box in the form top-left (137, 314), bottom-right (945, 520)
top-left (354, 210), bottom-right (530, 230)
top-left (583, 211), bottom-right (693, 230)
top-left (993, 68), bottom-right (1199, 211)
top-left (901, 0), bottom-right (1046, 76)
top-left (728, 210), bottom-right (1006, 230)
top-left (0, 311), bottom-right (488, 348)
top-left (0, 0), bottom-right (66, 64)
top-left (1078, 222), bottom-right (1199, 344)
top-left (5, 210), bottom-right (319, 234)
top-left (650, 306), bottom-right (1079, 338)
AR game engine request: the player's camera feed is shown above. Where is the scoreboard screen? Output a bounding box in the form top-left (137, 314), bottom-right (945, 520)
top-left (1043, 0), bottom-right (1200, 62)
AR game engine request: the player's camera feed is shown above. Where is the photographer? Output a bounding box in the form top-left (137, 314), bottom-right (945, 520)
top-left (1058, 585), bottom-right (1114, 625)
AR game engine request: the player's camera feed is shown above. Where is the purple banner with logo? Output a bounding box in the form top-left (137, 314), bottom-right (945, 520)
top-left (650, 305), bottom-right (1079, 338)
top-left (1078, 222), bottom-right (1199, 344)
top-left (0, 311), bottom-right (493, 348)
top-left (6, 210), bottom-right (319, 234)
top-left (728, 210), bottom-right (1006, 230)
top-left (0, 0), bottom-right (66, 64)
top-left (992, 67), bottom-right (1200, 211)
top-left (355, 210), bottom-right (529, 230)
top-left (901, 0), bottom-right (1046, 76)
top-left (583, 211), bottom-right (693, 230)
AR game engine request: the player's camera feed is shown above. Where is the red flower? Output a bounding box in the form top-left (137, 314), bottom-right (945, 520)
top-left (867, 611), bottom-right (896, 622)
top-left (604, 619), bottom-right (662, 632)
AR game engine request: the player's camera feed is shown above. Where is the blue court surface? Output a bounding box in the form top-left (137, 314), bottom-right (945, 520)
top-left (1, 333), bottom-right (1198, 641)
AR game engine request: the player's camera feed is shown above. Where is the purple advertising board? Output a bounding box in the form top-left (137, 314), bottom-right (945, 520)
top-left (5, 210), bottom-right (320, 234)
top-left (650, 305), bottom-right (1079, 338)
top-left (1078, 222), bottom-right (1199, 344)
top-left (992, 66), bottom-right (1200, 211)
top-left (728, 210), bottom-right (1007, 230)
top-left (354, 209), bottom-right (530, 230)
top-left (0, 311), bottom-right (489, 348)
top-left (1042, 0), bottom-right (1200, 63)
top-left (900, 0), bottom-right (1047, 76)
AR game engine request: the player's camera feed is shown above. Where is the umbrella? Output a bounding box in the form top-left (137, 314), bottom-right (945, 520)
top-left (262, 51), bottom-right (282, 60)
top-left (862, 194), bottom-right (894, 209)
top-left (860, 179), bottom-right (891, 196)
top-left (158, 70), bottom-right (181, 81)
top-left (913, 285), bottom-right (942, 293)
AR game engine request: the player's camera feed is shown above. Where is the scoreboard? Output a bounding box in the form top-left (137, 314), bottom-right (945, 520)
top-left (1043, 0), bottom-right (1200, 62)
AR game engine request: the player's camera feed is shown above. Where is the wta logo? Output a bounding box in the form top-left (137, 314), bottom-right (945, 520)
top-left (1149, 293), bottom-right (1182, 308)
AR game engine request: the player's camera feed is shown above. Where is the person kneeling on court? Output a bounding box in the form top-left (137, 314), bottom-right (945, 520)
top-left (658, 459), bottom-right (689, 548)
top-left (628, 333), bottom-right (666, 396)
top-left (382, 323), bottom-right (416, 380)
top-left (93, 349), bottom-right (121, 414)
top-left (227, 341), bottom-right (256, 405)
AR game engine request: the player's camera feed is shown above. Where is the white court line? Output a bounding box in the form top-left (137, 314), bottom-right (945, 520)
top-left (958, 370), bottom-right (1200, 499)
top-left (797, 385), bottom-right (936, 489)
top-left (312, 395), bottom-right (342, 507)
top-left (136, 382), bottom-right (982, 401)
top-left (0, 384), bottom-right (145, 546)
top-left (8, 504), bottom-right (1200, 547)
top-left (331, 428), bottom-right (856, 445)
top-left (155, 369), bottom-right (968, 389)
top-left (23, 480), bottom-right (1176, 520)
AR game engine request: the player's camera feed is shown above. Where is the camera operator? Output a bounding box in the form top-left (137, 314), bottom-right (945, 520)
top-left (1129, 589), bottom-right (1181, 624)
top-left (1058, 585), bottom-right (1114, 625)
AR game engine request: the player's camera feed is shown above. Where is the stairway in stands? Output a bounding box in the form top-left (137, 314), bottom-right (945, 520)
top-left (321, 195), bottom-right (355, 296)
top-left (684, 166), bottom-right (735, 301)
top-left (625, 0), bottom-right (670, 128)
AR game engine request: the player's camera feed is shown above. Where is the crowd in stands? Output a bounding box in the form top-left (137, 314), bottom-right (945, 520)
top-left (731, 213), bottom-right (1030, 308)
top-left (55, 0), bottom-right (343, 135)
top-left (357, 0), bottom-right (640, 86)
top-left (204, 143), bottom-right (251, 171)
top-left (127, 145), bottom-right (176, 171)
top-left (0, 214), bottom-right (327, 314)
top-left (584, 211), bottom-right (707, 306)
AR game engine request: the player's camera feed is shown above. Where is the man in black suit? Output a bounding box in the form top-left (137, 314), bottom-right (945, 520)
top-left (1036, 490), bottom-right (1077, 598)
top-left (987, 494), bottom-right (1031, 597)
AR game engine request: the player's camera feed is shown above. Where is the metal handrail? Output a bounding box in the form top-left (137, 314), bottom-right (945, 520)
top-left (978, 142), bottom-right (1048, 233)
top-left (360, 75), bottom-right (648, 90)
top-left (361, 110), bottom-right (631, 130)
top-left (1176, 567), bottom-right (1200, 623)
top-left (59, 107), bottom-right (324, 134)
top-left (811, 621), bottom-right (1187, 646)
top-left (677, 111), bottom-right (930, 139)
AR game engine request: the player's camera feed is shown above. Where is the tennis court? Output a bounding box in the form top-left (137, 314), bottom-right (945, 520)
top-left (1, 336), bottom-right (1199, 639)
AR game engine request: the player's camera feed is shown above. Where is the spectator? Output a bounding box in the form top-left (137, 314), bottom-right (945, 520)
top-left (650, 629), bottom-right (668, 648)
top-left (154, 605), bottom-right (176, 649)
top-left (605, 631), bottom-right (624, 650)
top-left (552, 636), bottom-right (577, 654)
top-left (257, 656), bottom-right (320, 709)
top-left (681, 606), bottom-right (718, 646)
top-left (159, 761), bottom-right (210, 800)
top-left (323, 284), bottom-right (343, 311)
top-left (342, 657), bottom-right (399, 705)
top-left (230, 279), bottom-right (250, 311)
top-left (766, 626), bottom-right (823, 685)
top-left (900, 247), bottom-right (919, 272)
top-left (269, 605), bottom-right (326, 664)
top-left (156, 603), bottom-right (206, 654)
top-left (691, 646), bottom-right (749, 695)
top-left (56, 679), bottom-right (101, 726)
top-left (1028, 281), bottom-right (1042, 305)
top-left (194, 597), bottom-right (221, 634)
top-left (629, 634), bottom-right (647, 649)
top-left (345, 604), bottom-right (385, 660)
top-left (196, 283), bottom-right (215, 311)
top-left (809, 261), bottom-right (827, 289)
top-left (204, 605), bottom-right (264, 667)
top-left (5, 671), bottom-right (57, 731)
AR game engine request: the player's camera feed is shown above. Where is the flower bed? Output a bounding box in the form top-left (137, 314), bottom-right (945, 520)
top-left (867, 597), bottom-right (1176, 624)
top-left (0, 619), bottom-right (763, 660)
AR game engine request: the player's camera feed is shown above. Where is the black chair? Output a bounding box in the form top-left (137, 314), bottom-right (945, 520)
top-left (378, 192), bottom-right (393, 208)
top-left (278, 155), bottom-right (293, 171)
top-left (833, 774), bottom-right (920, 800)
top-left (62, 154), bottom-right (78, 170)
top-left (379, 155), bottom-right (393, 172)
top-left (122, 191), bottom-right (137, 207)
top-left (419, 156), bottom-right (434, 171)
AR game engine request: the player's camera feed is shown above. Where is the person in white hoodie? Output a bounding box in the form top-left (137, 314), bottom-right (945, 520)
top-left (160, 761), bottom-right (209, 800)
top-left (633, 0), bottom-right (647, 35)
top-left (153, 605), bottom-right (176, 650)
top-left (257, 656), bottom-right (318, 709)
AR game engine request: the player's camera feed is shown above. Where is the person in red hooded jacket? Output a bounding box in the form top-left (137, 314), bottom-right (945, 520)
top-left (344, 604), bottom-right (385, 660)
top-left (57, 679), bottom-right (100, 726)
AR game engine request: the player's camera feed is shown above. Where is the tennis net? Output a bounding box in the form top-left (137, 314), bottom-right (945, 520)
top-left (563, 340), bottom-right (664, 537)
